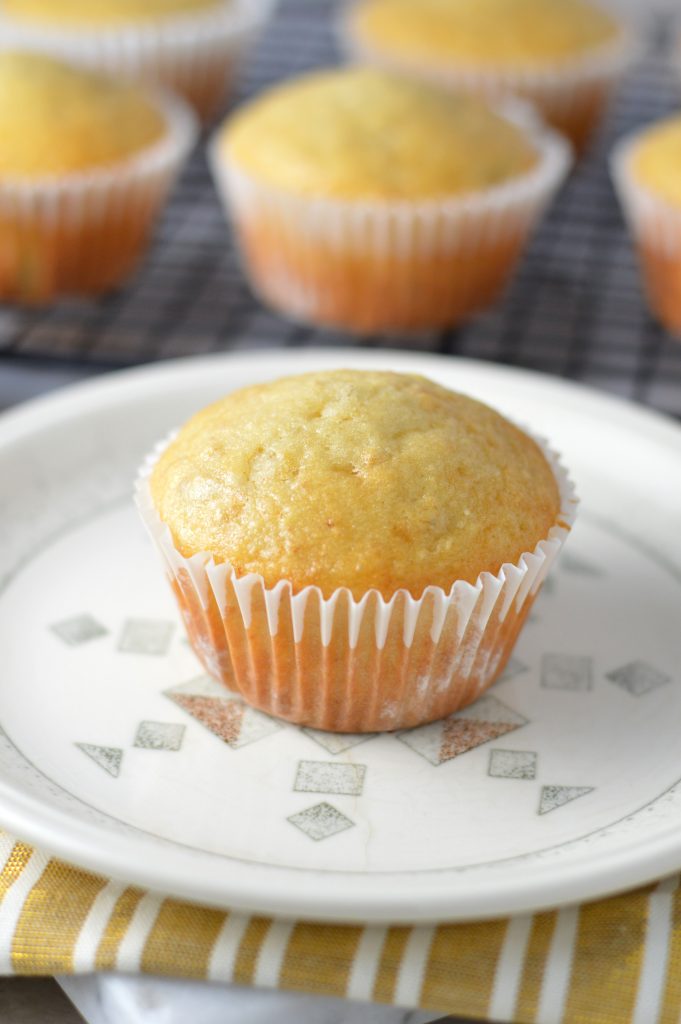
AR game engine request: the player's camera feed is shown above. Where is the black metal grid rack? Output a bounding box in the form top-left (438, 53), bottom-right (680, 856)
top-left (2, 0), bottom-right (681, 417)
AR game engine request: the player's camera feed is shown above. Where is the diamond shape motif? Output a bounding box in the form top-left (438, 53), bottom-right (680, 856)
top-left (303, 729), bottom-right (376, 755)
top-left (134, 721), bottom-right (185, 751)
top-left (561, 552), bottom-right (603, 577)
top-left (51, 614), bottom-right (108, 646)
top-left (488, 749), bottom-right (537, 780)
top-left (287, 803), bottom-right (354, 841)
top-left (397, 695), bottom-right (528, 766)
top-left (294, 760), bottom-right (366, 796)
top-left (498, 657), bottom-right (529, 684)
top-left (541, 653), bottom-right (592, 692)
top-left (76, 743), bottom-right (122, 777)
top-left (118, 619), bottom-right (174, 656)
top-left (165, 676), bottom-right (281, 748)
top-left (606, 660), bottom-right (671, 697)
top-left (539, 785), bottom-right (594, 815)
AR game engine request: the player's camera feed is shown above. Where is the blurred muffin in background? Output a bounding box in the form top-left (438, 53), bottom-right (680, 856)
top-left (0, 0), bottom-right (274, 123)
top-left (211, 66), bottom-right (570, 334)
top-left (612, 115), bottom-right (681, 338)
top-left (342, 0), bottom-right (635, 155)
top-left (0, 51), bottom-right (196, 304)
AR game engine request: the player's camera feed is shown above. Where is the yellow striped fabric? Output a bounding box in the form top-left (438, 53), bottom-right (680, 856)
top-left (0, 831), bottom-right (680, 1023)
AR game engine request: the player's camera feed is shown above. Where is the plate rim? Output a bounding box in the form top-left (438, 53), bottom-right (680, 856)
top-left (1, 346), bottom-right (681, 923)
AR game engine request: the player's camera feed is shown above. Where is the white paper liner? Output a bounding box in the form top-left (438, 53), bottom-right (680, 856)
top-left (135, 424), bottom-right (578, 732)
top-left (0, 0), bottom-right (275, 123)
top-left (340, 3), bottom-right (638, 152)
top-left (209, 101), bottom-right (572, 333)
top-left (611, 130), bottom-right (681, 335)
top-left (0, 87), bottom-right (197, 303)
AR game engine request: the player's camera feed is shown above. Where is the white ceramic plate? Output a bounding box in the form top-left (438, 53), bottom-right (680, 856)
top-left (1, 348), bottom-right (680, 924)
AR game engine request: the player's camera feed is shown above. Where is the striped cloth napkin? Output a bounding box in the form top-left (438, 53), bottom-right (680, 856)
top-left (2, 830), bottom-right (680, 1023)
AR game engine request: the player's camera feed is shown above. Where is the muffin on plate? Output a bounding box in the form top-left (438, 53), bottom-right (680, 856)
top-left (0, 51), bottom-right (196, 305)
top-left (136, 369), bottom-right (577, 733)
top-left (211, 67), bottom-right (571, 334)
top-left (0, 0), bottom-right (274, 123)
top-left (612, 115), bottom-right (681, 338)
top-left (342, 0), bottom-right (635, 155)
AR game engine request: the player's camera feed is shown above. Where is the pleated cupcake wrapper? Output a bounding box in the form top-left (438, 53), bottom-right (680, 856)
top-left (611, 133), bottom-right (681, 257)
top-left (610, 132), bottom-right (681, 336)
top-left (135, 430), bottom-right (577, 732)
top-left (0, 89), bottom-right (197, 302)
top-left (209, 106), bottom-right (571, 332)
top-left (0, 0), bottom-right (275, 123)
top-left (340, 4), bottom-right (637, 149)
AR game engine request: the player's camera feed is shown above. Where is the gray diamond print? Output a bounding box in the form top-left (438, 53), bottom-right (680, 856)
top-left (76, 743), bottom-right (122, 777)
top-left (288, 802), bottom-right (354, 841)
top-left (134, 721), bottom-right (185, 751)
top-left (51, 614), bottom-right (108, 646)
top-left (118, 619), bottom-right (174, 656)
top-left (303, 729), bottom-right (376, 755)
top-left (539, 785), bottom-right (594, 815)
top-left (498, 657), bottom-right (529, 683)
top-left (561, 552), bottom-right (603, 577)
top-left (541, 653), bottom-right (592, 692)
top-left (397, 695), bottom-right (528, 766)
top-left (488, 749), bottom-right (537, 780)
top-left (294, 760), bottom-right (366, 796)
top-left (606, 660), bottom-right (671, 697)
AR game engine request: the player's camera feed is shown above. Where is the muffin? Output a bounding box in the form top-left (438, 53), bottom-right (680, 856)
top-left (211, 67), bottom-right (571, 334)
top-left (0, 0), bottom-right (274, 123)
top-left (136, 369), bottom-right (577, 733)
top-left (0, 50), bottom-right (196, 304)
top-left (342, 0), bottom-right (635, 155)
top-left (611, 115), bottom-right (681, 337)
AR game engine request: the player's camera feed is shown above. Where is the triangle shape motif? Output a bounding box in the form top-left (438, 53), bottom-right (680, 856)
top-left (539, 785), bottom-right (594, 815)
top-left (76, 743), bottom-right (122, 778)
top-left (169, 693), bottom-right (245, 746)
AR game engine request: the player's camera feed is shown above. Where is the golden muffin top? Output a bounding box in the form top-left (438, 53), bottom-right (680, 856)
top-left (221, 67), bottom-right (538, 201)
top-left (150, 370), bottom-right (561, 600)
top-left (349, 0), bottom-right (619, 69)
top-left (631, 115), bottom-right (681, 207)
top-left (2, 0), bottom-right (222, 27)
top-left (0, 52), bottom-right (166, 177)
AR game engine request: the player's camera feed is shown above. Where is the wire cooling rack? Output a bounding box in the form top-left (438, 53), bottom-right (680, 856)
top-left (2, 0), bottom-right (681, 417)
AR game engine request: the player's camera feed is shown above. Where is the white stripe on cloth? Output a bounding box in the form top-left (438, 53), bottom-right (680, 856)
top-left (0, 833), bottom-right (19, 871)
top-left (632, 875), bottom-right (680, 1024)
top-left (253, 919), bottom-right (294, 988)
top-left (114, 892), bottom-right (163, 973)
top-left (394, 927), bottom-right (436, 1008)
top-left (488, 915), bottom-right (534, 1021)
top-left (208, 913), bottom-right (251, 982)
top-left (72, 881), bottom-right (127, 973)
top-left (347, 926), bottom-right (389, 1001)
top-left (0, 848), bottom-right (50, 973)
top-left (536, 905), bottom-right (580, 1024)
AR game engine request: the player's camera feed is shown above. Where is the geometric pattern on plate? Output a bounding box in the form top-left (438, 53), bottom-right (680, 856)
top-left (488, 749), bottom-right (537, 780)
top-left (287, 802), bottom-right (355, 841)
top-left (497, 656), bottom-right (530, 683)
top-left (50, 614), bottom-right (108, 646)
top-left (118, 619), bottom-right (174, 656)
top-left (538, 785), bottom-right (594, 815)
top-left (605, 660), bottom-right (671, 697)
top-left (561, 551), bottom-right (604, 577)
top-left (133, 721), bottom-right (185, 751)
top-left (165, 675), bottom-right (282, 749)
top-left (396, 695), bottom-right (528, 766)
top-left (293, 760), bottom-right (366, 796)
top-left (75, 743), bottom-right (122, 778)
top-left (541, 653), bottom-right (593, 692)
top-left (302, 728), bottom-right (377, 755)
